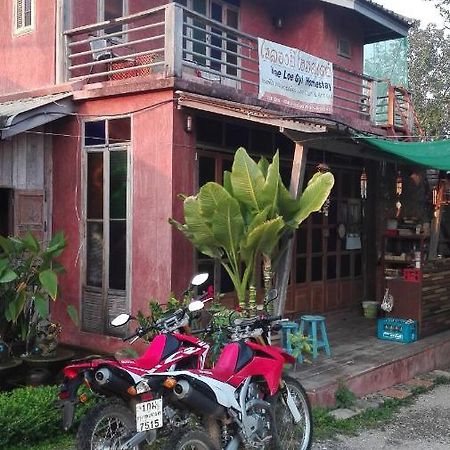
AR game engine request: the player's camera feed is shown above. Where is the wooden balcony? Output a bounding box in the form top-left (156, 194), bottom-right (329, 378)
top-left (63, 3), bottom-right (415, 134)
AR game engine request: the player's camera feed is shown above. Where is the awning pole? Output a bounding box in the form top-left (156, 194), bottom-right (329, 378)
top-left (275, 140), bottom-right (308, 316)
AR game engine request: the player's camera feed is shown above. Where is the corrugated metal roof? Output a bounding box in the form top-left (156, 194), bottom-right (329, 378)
top-left (0, 92), bottom-right (74, 139)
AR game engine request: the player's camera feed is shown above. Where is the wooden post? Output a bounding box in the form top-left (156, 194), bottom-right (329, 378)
top-left (275, 140), bottom-right (308, 316)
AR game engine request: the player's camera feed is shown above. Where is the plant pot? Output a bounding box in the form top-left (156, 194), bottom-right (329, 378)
top-left (362, 301), bottom-right (378, 319)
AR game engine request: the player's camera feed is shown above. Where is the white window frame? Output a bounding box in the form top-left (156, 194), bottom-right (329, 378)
top-left (13, 0), bottom-right (35, 36)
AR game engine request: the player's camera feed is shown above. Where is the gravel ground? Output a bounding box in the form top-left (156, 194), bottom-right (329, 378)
top-left (313, 384), bottom-right (450, 450)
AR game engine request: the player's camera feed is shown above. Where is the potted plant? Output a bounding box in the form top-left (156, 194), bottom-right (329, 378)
top-left (0, 231), bottom-right (69, 357)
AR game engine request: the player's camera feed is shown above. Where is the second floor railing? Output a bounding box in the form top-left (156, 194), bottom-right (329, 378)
top-left (63, 3), bottom-right (413, 132)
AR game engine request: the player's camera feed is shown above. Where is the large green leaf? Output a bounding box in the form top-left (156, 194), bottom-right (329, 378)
top-left (39, 269), bottom-right (58, 300)
top-left (241, 217), bottom-right (285, 262)
top-left (198, 182), bottom-right (231, 218)
top-left (67, 304), bottom-right (80, 326)
top-left (182, 197), bottom-right (223, 259)
top-left (211, 195), bottom-right (245, 266)
top-left (277, 176), bottom-right (299, 223)
top-left (293, 172), bottom-right (335, 226)
top-left (22, 232), bottom-right (40, 253)
top-left (259, 151), bottom-right (280, 216)
top-left (45, 231), bottom-right (67, 258)
top-left (0, 236), bottom-right (14, 255)
top-left (223, 171), bottom-right (233, 195)
top-left (8, 291), bottom-right (26, 323)
top-left (34, 294), bottom-right (49, 318)
top-left (257, 156), bottom-right (269, 177)
top-left (230, 148), bottom-right (265, 211)
top-left (0, 268), bottom-right (18, 283)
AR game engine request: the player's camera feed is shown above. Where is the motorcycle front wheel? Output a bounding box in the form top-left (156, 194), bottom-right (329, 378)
top-left (271, 375), bottom-right (313, 450)
top-left (77, 401), bottom-right (143, 450)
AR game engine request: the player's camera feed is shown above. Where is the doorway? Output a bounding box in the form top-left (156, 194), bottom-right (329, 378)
top-left (0, 188), bottom-right (13, 237)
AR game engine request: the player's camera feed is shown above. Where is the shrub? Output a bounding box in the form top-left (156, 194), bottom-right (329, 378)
top-left (0, 385), bottom-right (93, 447)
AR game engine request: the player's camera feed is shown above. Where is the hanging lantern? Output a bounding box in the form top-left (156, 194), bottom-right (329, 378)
top-left (360, 168), bottom-right (367, 200)
top-left (396, 171), bottom-right (403, 196)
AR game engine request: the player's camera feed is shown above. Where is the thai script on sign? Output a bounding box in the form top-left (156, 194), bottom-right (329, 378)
top-left (258, 38), bottom-right (334, 114)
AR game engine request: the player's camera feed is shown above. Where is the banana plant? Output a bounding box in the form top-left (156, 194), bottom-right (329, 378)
top-left (170, 148), bottom-right (334, 314)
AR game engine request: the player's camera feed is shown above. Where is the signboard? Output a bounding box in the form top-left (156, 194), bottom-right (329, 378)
top-left (258, 39), bottom-right (334, 114)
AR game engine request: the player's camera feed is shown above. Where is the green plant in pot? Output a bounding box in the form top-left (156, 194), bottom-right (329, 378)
top-left (170, 147), bottom-right (335, 316)
top-left (0, 231), bottom-right (68, 356)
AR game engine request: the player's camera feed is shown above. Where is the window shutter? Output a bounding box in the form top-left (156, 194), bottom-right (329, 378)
top-left (24, 0), bottom-right (32, 27)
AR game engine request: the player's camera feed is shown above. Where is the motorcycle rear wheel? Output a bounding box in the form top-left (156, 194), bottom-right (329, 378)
top-left (166, 428), bottom-right (218, 450)
top-left (77, 401), bottom-right (143, 450)
top-left (271, 375), bottom-right (313, 450)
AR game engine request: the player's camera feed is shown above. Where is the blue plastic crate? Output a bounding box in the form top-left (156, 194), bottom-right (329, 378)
top-left (377, 318), bottom-right (418, 343)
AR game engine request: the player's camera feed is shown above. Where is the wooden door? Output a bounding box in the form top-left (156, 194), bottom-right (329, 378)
top-left (14, 190), bottom-right (46, 242)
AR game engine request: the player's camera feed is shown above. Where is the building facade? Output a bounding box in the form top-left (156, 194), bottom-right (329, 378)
top-left (0, 0), bottom-right (417, 351)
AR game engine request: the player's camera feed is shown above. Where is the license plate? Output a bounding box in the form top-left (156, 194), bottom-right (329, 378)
top-left (136, 398), bottom-right (163, 431)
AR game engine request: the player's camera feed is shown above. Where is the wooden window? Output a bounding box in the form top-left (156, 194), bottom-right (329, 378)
top-left (338, 37), bottom-right (351, 59)
top-left (181, 0), bottom-right (240, 76)
top-left (82, 117), bottom-right (131, 335)
top-left (14, 0), bottom-right (34, 35)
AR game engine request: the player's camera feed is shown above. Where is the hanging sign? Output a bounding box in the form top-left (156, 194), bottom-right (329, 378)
top-left (258, 38), bottom-right (334, 114)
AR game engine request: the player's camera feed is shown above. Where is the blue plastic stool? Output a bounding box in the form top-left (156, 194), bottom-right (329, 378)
top-left (280, 321), bottom-right (299, 356)
top-left (299, 315), bottom-right (331, 359)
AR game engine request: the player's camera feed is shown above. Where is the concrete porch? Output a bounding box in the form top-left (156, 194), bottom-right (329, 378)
top-left (288, 311), bottom-right (450, 407)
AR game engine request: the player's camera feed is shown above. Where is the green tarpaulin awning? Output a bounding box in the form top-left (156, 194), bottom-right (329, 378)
top-left (359, 137), bottom-right (450, 171)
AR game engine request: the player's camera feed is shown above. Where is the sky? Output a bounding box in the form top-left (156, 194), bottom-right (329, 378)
top-left (373, 0), bottom-right (445, 27)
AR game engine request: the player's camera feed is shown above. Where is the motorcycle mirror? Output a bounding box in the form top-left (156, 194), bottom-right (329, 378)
top-left (190, 273), bottom-right (209, 287)
top-left (188, 300), bottom-right (205, 312)
top-left (111, 314), bottom-right (131, 327)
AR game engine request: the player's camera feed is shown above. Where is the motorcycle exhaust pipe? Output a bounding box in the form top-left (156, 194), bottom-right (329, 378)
top-left (173, 379), bottom-right (225, 418)
top-left (94, 368), bottom-right (132, 393)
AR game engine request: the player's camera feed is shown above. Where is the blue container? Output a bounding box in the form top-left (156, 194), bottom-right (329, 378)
top-left (377, 318), bottom-right (418, 343)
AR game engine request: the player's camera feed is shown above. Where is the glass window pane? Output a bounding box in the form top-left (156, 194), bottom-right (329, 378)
top-left (311, 256), bottom-right (322, 282)
top-left (312, 228), bottom-right (322, 253)
top-left (341, 254), bottom-right (350, 278)
top-left (87, 153), bottom-right (104, 220)
top-left (86, 222), bottom-right (103, 287)
top-left (327, 255), bottom-right (337, 280)
top-left (110, 151), bottom-right (127, 219)
top-left (222, 158), bottom-right (233, 174)
top-left (296, 227), bottom-right (307, 254)
top-left (227, 9), bottom-right (238, 29)
top-left (109, 220), bottom-right (126, 290)
top-left (251, 129), bottom-right (273, 155)
top-left (85, 121), bottom-right (106, 146)
top-left (199, 156), bottom-right (216, 186)
top-left (296, 257), bottom-right (306, 283)
top-left (328, 227), bottom-right (337, 251)
top-left (109, 117), bottom-right (131, 144)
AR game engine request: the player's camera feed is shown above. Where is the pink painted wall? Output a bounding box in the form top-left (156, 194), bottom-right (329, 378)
top-left (52, 89), bottom-right (179, 352)
top-left (240, 0), bottom-right (363, 70)
top-left (0, 0), bottom-right (56, 95)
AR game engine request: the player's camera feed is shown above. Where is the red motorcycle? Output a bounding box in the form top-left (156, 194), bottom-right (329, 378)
top-left (58, 274), bottom-right (212, 449)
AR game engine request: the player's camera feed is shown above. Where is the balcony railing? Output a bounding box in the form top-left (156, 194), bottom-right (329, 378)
top-left (63, 3), bottom-right (413, 131)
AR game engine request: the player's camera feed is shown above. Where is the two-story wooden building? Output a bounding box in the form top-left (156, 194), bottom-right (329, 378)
top-left (0, 0), bottom-right (417, 352)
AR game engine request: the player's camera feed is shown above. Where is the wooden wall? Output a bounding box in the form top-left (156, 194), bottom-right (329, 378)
top-left (421, 259), bottom-right (450, 337)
